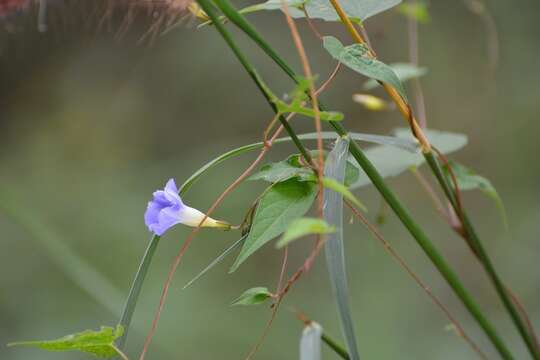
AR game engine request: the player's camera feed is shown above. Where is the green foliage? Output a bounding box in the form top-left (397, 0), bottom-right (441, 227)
top-left (398, 2), bottom-right (430, 23)
top-left (350, 128), bottom-right (468, 189)
top-left (249, 155), bottom-right (313, 183)
top-left (240, 0), bottom-right (401, 23)
top-left (443, 160), bottom-right (507, 227)
top-left (8, 326), bottom-right (124, 358)
top-left (230, 179), bottom-right (317, 271)
top-left (363, 63), bottom-right (428, 90)
top-left (277, 217), bottom-right (335, 248)
top-left (231, 287), bottom-right (272, 306)
top-left (268, 77), bottom-right (344, 121)
top-left (323, 36), bottom-right (408, 101)
top-left (322, 177), bottom-right (366, 211)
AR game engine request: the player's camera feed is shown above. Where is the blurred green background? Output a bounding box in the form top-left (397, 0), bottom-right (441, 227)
top-left (1, 1), bottom-right (539, 359)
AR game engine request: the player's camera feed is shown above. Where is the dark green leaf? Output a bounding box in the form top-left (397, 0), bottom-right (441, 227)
top-left (323, 36), bottom-right (408, 101)
top-left (230, 179), bottom-right (316, 271)
top-left (231, 287), bottom-right (272, 306)
top-left (277, 217), bottom-right (335, 248)
top-left (8, 326), bottom-right (124, 358)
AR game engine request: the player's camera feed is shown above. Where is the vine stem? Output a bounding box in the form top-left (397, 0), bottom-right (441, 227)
top-left (206, 0), bottom-right (514, 358)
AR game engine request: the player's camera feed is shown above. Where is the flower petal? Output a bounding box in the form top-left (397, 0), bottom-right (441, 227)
top-left (150, 205), bottom-right (184, 236)
top-left (144, 200), bottom-right (163, 230)
top-left (164, 178), bottom-right (183, 205)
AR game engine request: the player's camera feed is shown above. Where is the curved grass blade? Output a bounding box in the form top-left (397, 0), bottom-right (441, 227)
top-left (300, 322), bottom-right (323, 360)
top-left (183, 235), bottom-right (247, 289)
top-left (323, 136), bottom-right (361, 360)
top-left (0, 190), bottom-right (124, 315)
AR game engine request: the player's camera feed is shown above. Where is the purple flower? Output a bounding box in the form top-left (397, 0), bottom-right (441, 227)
top-left (144, 179), bottom-right (230, 236)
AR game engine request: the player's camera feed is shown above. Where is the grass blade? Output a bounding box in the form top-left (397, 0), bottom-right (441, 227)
top-left (300, 322), bottom-right (323, 360)
top-left (323, 137), bottom-right (361, 360)
top-left (183, 235), bottom-right (246, 289)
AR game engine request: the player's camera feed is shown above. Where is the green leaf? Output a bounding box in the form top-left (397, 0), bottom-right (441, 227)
top-left (249, 157), bottom-right (312, 183)
top-left (230, 179), bottom-right (316, 272)
top-left (242, 0), bottom-right (401, 23)
top-left (231, 287), bottom-right (272, 306)
top-left (349, 128), bottom-right (468, 189)
top-left (322, 177), bottom-right (366, 211)
top-left (8, 326), bottom-right (124, 358)
top-left (277, 217), bottom-right (335, 248)
top-left (323, 36), bottom-right (408, 101)
top-left (363, 62), bottom-right (428, 90)
top-left (443, 161), bottom-right (507, 228)
top-left (398, 2), bottom-right (430, 23)
top-left (250, 152), bottom-right (360, 187)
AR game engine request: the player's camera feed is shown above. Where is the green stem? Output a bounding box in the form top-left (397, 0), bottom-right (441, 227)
top-left (424, 152), bottom-right (540, 359)
top-left (116, 234), bottom-right (161, 350)
top-left (203, 1), bottom-right (513, 358)
top-left (322, 331), bottom-right (351, 360)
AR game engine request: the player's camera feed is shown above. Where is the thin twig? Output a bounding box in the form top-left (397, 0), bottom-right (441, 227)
top-left (345, 201), bottom-right (488, 360)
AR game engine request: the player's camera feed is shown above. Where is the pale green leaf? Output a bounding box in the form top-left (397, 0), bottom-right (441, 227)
top-left (230, 179), bottom-right (316, 272)
top-left (363, 62), bottom-right (428, 90)
top-left (323, 137), bottom-right (360, 360)
top-left (398, 2), bottom-right (430, 23)
top-left (242, 0), bottom-right (401, 23)
top-left (349, 128), bottom-right (468, 189)
top-left (277, 217), bottom-right (335, 248)
top-left (8, 326), bottom-right (124, 358)
top-left (443, 161), bottom-right (507, 228)
top-left (231, 287), bottom-right (272, 306)
top-left (322, 177), bottom-right (367, 211)
top-left (323, 36), bottom-right (408, 101)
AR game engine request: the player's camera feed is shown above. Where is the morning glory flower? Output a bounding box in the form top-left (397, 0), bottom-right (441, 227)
top-left (144, 179), bottom-right (231, 236)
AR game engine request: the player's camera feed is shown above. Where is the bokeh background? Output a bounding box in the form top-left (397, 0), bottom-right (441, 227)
top-left (1, 1), bottom-right (539, 359)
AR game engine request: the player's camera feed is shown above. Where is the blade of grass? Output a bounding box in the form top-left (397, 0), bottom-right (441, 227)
top-left (322, 136), bottom-right (361, 360)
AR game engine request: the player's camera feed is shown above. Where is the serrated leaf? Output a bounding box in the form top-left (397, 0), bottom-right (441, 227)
top-left (8, 326), bottom-right (124, 358)
top-left (230, 179), bottom-right (316, 272)
top-left (363, 62), bottom-right (428, 90)
top-left (442, 161), bottom-right (507, 228)
top-left (322, 177), bottom-right (366, 211)
top-left (349, 128), bottom-right (468, 189)
top-left (277, 217), bottom-right (335, 248)
top-left (323, 36), bottom-right (408, 101)
top-left (231, 287), bottom-right (272, 306)
top-left (243, 0), bottom-right (401, 23)
top-left (300, 322), bottom-right (323, 360)
top-left (323, 137), bottom-right (360, 360)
